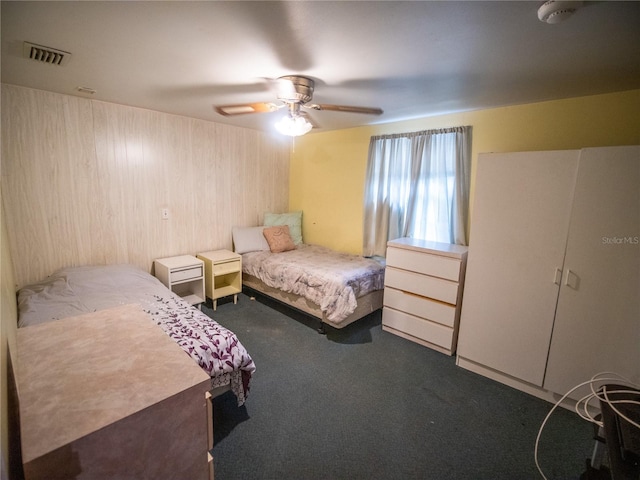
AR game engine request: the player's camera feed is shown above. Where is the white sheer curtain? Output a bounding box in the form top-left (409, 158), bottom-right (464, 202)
top-left (363, 126), bottom-right (471, 257)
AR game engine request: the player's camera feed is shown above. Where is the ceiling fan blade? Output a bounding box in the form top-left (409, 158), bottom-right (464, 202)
top-left (215, 102), bottom-right (280, 116)
top-left (305, 104), bottom-right (383, 115)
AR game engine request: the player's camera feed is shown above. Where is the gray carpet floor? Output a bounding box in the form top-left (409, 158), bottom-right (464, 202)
top-left (204, 292), bottom-right (595, 480)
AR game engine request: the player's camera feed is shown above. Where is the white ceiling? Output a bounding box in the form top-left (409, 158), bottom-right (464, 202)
top-left (2, 1), bottom-right (639, 135)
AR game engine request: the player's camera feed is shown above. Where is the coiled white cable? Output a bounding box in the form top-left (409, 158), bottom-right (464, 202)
top-left (535, 372), bottom-right (640, 479)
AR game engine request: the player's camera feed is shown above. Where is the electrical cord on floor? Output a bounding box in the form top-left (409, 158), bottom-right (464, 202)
top-left (535, 372), bottom-right (640, 480)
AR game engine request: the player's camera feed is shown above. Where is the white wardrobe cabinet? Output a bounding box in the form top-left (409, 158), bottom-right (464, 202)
top-left (456, 145), bottom-right (639, 402)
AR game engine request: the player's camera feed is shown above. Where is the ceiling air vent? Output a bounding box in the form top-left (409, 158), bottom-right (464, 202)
top-left (23, 41), bottom-right (71, 66)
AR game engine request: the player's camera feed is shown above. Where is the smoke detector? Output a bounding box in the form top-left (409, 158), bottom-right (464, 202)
top-left (538, 1), bottom-right (583, 24)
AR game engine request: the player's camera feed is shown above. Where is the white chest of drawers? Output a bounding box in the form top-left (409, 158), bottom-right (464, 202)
top-left (382, 238), bottom-right (468, 355)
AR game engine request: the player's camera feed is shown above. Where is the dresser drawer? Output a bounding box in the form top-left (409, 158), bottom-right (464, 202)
top-left (384, 267), bottom-right (459, 304)
top-left (382, 307), bottom-right (455, 351)
top-left (384, 287), bottom-right (456, 328)
top-left (386, 247), bottom-right (462, 281)
top-left (171, 265), bottom-right (203, 283)
top-left (213, 259), bottom-right (241, 275)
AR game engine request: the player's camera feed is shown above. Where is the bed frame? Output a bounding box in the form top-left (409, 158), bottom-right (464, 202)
top-left (242, 273), bottom-right (384, 333)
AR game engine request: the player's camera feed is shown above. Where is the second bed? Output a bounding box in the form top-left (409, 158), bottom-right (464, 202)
top-left (240, 243), bottom-right (385, 332)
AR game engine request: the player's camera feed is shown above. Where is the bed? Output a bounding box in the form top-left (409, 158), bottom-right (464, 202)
top-left (232, 221), bottom-right (385, 332)
top-left (17, 263), bottom-right (255, 405)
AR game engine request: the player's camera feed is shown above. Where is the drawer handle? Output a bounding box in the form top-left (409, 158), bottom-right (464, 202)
top-left (394, 289), bottom-right (453, 306)
top-left (398, 289), bottom-right (426, 299)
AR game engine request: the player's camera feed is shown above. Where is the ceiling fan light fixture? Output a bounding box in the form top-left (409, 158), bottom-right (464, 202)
top-left (213, 75), bottom-right (382, 133)
top-left (275, 114), bottom-right (312, 137)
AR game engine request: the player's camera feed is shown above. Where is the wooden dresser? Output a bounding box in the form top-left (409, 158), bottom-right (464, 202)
top-left (382, 237), bottom-right (468, 355)
top-left (16, 304), bottom-right (213, 480)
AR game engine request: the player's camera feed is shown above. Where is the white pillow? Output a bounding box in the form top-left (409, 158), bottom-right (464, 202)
top-left (232, 226), bottom-right (270, 254)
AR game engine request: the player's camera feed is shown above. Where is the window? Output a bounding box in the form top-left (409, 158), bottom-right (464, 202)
top-left (362, 126), bottom-right (471, 257)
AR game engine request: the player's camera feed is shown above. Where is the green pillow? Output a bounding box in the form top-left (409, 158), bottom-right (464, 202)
top-left (264, 211), bottom-right (303, 245)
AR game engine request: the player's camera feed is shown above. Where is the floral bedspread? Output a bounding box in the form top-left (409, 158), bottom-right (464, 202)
top-left (17, 264), bottom-right (255, 405)
top-left (146, 292), bottom-right (254, 404)
top-left (242, 244), bottom-right (385, 325)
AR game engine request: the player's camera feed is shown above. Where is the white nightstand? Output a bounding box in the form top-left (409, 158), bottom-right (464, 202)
top-left (154, 255), bottom-right (205, 308)
top-left (196, 250), bottom-right (242, 310)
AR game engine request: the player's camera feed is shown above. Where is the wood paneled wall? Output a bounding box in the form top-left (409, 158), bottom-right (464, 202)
top-left (1, 183), bottom-right (20, 479)
top-left (1, 84), bottom-right (290, 288)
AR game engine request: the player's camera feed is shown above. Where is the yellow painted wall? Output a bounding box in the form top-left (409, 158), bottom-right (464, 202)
top-left (290, 89), bottom-right (640, 254)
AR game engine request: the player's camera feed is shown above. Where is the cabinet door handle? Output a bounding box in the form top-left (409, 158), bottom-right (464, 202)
top-left (553, 268), bottom-right (563, 285)
top-left (564, 269), bottom-right (579, 290)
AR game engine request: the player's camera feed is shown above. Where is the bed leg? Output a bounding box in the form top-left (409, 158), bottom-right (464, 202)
top-left (317, 321), bottom-right (326, 335)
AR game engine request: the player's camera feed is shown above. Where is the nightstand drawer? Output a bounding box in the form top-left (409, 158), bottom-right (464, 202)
top-left (387, 247), bottom-right (462, 281)
top-left (384, 287), bottom-right (456, 328)
top-left (171, 265), bottom-right (203, 283)
top-left (213, 259), bottom-right (241, 275)
top-left (382, 307), bottom-right (454, 350)
top-left (384, 266), bottom-right (459, 304)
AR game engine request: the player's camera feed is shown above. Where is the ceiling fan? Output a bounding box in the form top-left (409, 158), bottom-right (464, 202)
top-left (214, 75), bottom-right (383, 136)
